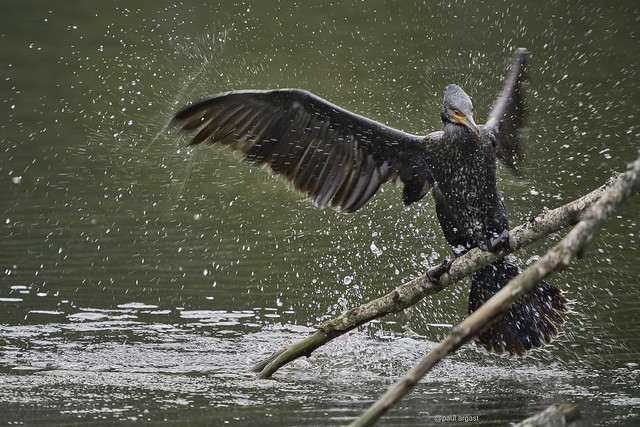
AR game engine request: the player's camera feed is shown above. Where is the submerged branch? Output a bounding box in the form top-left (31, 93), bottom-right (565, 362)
top-left (351, 156), bottom-right (640, 426)
top-left (254, 166), bottom-right (630, 379)
top-left (513, 403), bottom-right (581, 426)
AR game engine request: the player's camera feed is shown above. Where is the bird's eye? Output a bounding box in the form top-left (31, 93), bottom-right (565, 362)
top-left (453, 109), bottom-right (462, 117)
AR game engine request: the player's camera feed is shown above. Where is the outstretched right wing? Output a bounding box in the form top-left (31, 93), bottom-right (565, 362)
top-left (485, 48), bottom-right (531, 173)
top-left (173, 89), bottom-right (434, 212)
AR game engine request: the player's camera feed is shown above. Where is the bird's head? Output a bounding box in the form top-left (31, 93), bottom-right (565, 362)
top-left (441, 84), bottom-right (480, 137)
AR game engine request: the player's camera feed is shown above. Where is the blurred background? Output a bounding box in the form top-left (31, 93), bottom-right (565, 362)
top-left (1, 1), bottom-right (638, 425)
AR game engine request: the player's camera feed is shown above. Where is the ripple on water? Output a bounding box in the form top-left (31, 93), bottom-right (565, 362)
top-left (0, 315), bottom-right (639, 425)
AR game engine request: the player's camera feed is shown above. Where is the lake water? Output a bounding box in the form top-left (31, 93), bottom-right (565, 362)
top-left (1, 1), bottom-right (639, 425)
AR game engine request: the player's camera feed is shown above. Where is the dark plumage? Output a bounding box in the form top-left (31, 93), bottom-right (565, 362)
top-left (173, 48), bottom-right (567, 356)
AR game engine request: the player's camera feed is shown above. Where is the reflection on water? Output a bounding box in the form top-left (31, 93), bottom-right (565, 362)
top-left (2, 0), bottom-right (639, 425)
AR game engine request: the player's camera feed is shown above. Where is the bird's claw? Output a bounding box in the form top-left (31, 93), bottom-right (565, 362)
top-left (490, 229), bottom-right (510, 252)
top-left (427, 259), bottom-right (454, 285)
top-left (479, 230), bottom-right (510, 253)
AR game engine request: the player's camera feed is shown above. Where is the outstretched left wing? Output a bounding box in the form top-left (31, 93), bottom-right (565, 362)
top-left (172, 89), bottom-right (434, 212)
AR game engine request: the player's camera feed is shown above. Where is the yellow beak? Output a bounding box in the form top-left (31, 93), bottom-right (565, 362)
top-left (455, 113), bottom-right (480, 137)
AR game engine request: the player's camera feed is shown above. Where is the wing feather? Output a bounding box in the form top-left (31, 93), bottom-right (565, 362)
top-left (173, 89), bottom-right (433, 211)
top-left (485, 48), bottom-right (531, 173)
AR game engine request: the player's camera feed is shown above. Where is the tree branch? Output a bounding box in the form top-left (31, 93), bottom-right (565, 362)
top-left (254, 165), bottom-right (629, 379)
top-left (513, 403), bottom-right (581, 426)
top-left (350, 156), bottom-right (640, 426)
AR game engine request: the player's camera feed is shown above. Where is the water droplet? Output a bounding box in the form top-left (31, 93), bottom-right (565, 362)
top-left (370, 242), bottom-right (383, 256)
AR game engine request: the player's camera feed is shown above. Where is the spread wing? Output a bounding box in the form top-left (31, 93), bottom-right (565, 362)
top-left (485, 48), bottom-right (531, 173)
top-left (172, 89), bottom-right (433, 212)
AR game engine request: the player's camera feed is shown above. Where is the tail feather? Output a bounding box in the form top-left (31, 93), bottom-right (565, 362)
top-left (469, 259), bottom-right (568, 356)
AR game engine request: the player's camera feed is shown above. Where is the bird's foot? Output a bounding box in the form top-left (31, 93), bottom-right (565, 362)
top-left (478, 230), bottom-right (510, 253)
top-left (427, 259), bottom-right (454, 285)
top-left (490, 229), bottom-right (511, 252)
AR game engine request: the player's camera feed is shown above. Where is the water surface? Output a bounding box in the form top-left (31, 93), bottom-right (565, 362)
top-left (1, 1), bottom-right (639, 425)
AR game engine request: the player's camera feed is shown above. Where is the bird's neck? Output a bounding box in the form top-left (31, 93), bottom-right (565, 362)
top-left (443, 121), bottom-right (480, 150)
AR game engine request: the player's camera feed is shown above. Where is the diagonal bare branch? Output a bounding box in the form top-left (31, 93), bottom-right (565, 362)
top-left (350, 156), bottom-right (640, 426)
top-left (254, 165), bottom-right (629, 379)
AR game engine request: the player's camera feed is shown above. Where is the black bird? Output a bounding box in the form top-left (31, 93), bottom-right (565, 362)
top-left (173, 48), bottom-right (567, 356)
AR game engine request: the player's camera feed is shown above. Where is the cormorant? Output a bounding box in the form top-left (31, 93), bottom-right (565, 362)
top-left (172, 48), bottom-right (567, 356)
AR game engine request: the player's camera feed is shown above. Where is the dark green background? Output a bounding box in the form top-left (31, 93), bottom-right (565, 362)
top-left (1, 1), bottom-right (638, 425)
